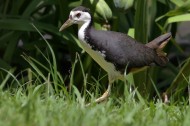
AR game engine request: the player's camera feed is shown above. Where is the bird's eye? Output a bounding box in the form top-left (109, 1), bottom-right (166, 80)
top-left (76, 13), bottom-right (81, 18)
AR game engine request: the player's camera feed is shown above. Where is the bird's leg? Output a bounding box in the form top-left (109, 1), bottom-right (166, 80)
top-left (86, 84), bottom-right (111, 106)
top-left (86, 75), bottom-right (115, 106)
top-left (94, 74), bottom-right (115, 104)
top-left (94, 83), bottom-right (112, 103)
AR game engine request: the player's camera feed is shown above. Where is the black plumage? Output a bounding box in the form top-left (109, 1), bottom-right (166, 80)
top-left (85, 27), bottom-right (164, 73)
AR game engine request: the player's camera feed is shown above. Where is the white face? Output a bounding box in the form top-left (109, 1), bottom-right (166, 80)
top-left (70, 11), bottom-right (91, 24)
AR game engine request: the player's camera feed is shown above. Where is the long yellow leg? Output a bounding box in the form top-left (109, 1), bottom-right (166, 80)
top-left (86, 84), bottom-right (112, 106)
top-left (95, 84), bottom-right (111, 103)
top-left (85, 74), bottom-right (117, 106)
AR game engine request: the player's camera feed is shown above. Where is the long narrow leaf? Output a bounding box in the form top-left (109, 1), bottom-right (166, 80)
top-left (166, 58), bottom-right (190, 99)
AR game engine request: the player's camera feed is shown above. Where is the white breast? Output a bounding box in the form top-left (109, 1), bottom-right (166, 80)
top-left (78, 21), bottom-right (88, 42)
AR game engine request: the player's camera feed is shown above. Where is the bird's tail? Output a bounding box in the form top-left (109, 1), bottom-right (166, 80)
top-left (146, 32), bottom-right (172, 66)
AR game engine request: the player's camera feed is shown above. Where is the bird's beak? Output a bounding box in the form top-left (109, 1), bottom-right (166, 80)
top-left (59, 19), bottom-right (73, 31)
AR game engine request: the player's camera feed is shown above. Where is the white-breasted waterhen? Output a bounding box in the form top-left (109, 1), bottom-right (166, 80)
top-left (59, 6), bottom-right (171, 104)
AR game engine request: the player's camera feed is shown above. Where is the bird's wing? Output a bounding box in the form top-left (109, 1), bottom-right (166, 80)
top-left (87, 28), bottom-right (157, 72)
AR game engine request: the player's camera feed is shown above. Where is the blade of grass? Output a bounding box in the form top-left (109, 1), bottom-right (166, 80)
top-left (22, 54), bottom-right (47, 81)
top-left (149, 74), bottom-right (162, 100)
top-left (166, 58), bottom-right (190, 99)
top-left (77, 53), bottom-right (88, 98)
top-left (0, 68), bottom-right (21, 88)
top-left (31, 23), bottom-right (59, 92)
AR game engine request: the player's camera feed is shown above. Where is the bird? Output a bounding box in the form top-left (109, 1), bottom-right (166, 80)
top-left (59, 6), bottom-right (171, 104)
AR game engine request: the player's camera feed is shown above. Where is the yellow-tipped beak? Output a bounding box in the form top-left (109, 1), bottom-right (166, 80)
top-left (59, 19), bottom-right (73, 31)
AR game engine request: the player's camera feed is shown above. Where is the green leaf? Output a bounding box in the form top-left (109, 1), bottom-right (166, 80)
top-left (134, 0), bottom-right (148, 43)
top-left (0, 19), bottom-right (59, 34)
top-left (113, 0), bottom-right (134, 11)
top-left (127, 28), bottom-right (135, 38)
top-left (170, 0), bottom-right (186, 7)
top-left (166, 2), bottom-right (190, 17)
top-left (22, 0), bottom-right (42, 17)
top-left (68, 1), bottom-right (82, 8)
top-left (156, 1), bottom-right (190, 22)
top-left (0, 59), bottom-right (11, 70)
top-left (167, 14), bottom-right (190, 24)
top-left (82, 0), bottom-right (112, 21)
top-left (166, 58), bottom-right (190, 100)
top-left (3, 32), bottom-right (21, 63)
top-left (0, 19), bottom-right (34, 31)
top-left (0, 31), bottom-right (14, 46)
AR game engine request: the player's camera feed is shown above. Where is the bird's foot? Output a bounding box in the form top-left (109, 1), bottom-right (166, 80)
top-left (162, 92), bottom-right (170, 104)
top-left (86, 90), bottom-right (110, 107)
top-left (95, 90), bottom-right (110, 103)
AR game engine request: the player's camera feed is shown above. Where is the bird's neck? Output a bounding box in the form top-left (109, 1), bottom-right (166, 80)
top-left (78, 19), bottom-right (93, 43)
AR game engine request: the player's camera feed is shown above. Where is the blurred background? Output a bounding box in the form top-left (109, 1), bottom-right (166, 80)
top-left (0, 0), bottom-right (190, 102)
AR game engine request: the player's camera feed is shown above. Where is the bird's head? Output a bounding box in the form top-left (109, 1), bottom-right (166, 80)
top-left (59, 6), bottom-right (92, 31)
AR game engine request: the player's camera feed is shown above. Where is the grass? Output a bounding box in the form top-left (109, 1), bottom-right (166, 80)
top-left (0, 88), bottom-right (189, 126)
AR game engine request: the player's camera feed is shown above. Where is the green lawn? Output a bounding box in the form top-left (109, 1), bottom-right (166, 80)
top-left (0, 88), bottom-right (189, 126)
